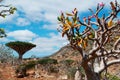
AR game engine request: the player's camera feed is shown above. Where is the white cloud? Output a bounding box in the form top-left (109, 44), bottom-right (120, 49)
top-left (42, 24), bottom-right (58, 30)
top-left (31, 33), bottom-right (68, 54)
top-left (2, 0), bottom-right (115, 24)
top-left (0, 12), bottom-right (18, 23)
top-left (16, 18), bottom-right (30, 26)
top-left (0, 29), bottom-right (68, 56)
top-left (0, 31), bottom-right (68, 57)
top-left (1, 0), bottom-right (119, 57)
top-left (0, 38), bottom-right (9, 43)
top-left (7, 30), bottom-right (38, 41)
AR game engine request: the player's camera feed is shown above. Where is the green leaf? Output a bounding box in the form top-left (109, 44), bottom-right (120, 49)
top-left (57, 16), bottom-right (61, 21)
top-left (10, 10), bottom-right (14, 14)
top-left (0, 28), bottom-right (5, 34)
top-left (12, 7), bottom-right (17, 11)
top-left (1, 14), bottom-right (6, 18)
top-left (66, 17), bottom-right (70, 21)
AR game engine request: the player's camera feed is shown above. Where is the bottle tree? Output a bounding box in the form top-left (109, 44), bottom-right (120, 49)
top-left (6, 41), bottom-right (36, 60)
top-left (57, 1), bottom-right (120, 80)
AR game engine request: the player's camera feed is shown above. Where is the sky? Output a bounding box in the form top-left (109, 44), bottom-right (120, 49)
top-left (0, 0), bottom-right (118, 58)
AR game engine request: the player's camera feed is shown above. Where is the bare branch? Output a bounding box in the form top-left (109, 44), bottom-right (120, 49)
top-left (114, 38), bottom-right (120, 50)
top-left (90, 21), bottom-right (99, 26)
top-left (88, 50), bottom-right (120, 62)
top-left (95, 6), bottom-right (104, 16)
top-left (0, 5), bottom-right (11, 7)
top-left (99, 59), bottom-right (120, 73)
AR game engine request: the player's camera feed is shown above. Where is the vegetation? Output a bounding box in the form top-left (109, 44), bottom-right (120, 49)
top-left (0, 3), bottom-right (16, 38)
top-left (15, 58), bottom-right (58, 78)
top-left (23, 61), bottom-right (37, 70)
top-left (57, 1), bottom-right (120, 80)
top-left (6, 41), bottom-right (36, 60)
top-left (0, 44), bottom-right (14, 63)
top-left (107, 74), bottom-right (120, 80)
top-left (0, 28), bottom-right (6, 38)
top-left (101, 73), bottom-right (120, 80)
top-left (60, 59), bottom-right (74, 66)
top-left (15, 64), bottom-right (27, 78)
top-left (37, 58), bottom-right (58, 65)
top-left (0, 0), bottom-right (120, 80)
top-left (67, 67), bottom-right (77, 80)
top-left (0, 0), bottom-right (16, 64)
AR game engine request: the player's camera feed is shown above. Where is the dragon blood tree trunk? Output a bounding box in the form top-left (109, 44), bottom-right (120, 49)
top-left (18, 53), bottom-right (23, 60)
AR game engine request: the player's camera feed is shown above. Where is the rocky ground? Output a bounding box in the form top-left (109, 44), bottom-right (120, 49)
top-left (0, 64), bottom-right (58, 80)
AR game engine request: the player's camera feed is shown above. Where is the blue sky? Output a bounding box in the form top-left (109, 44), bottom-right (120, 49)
top-left (0, 0), bottom-right (118, 58)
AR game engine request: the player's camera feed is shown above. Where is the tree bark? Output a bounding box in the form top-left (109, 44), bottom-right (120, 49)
top-left (18, 54), bottom-right (23, 60)
top-left (81, 62), bottom-right (100, 80)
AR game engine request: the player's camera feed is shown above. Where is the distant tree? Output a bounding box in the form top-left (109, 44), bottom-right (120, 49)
top-left (6, 41), bottom-right (36, 60)
top-left (57, 1), bottom-right (120, 80)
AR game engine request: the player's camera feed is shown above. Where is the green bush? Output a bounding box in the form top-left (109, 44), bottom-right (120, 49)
top-left (67, 67), bottom-right (76, 80)
top-left (48, 65), bottom-right (59, 73)
top-left (25, 61), bottom-right (37, 69)
top-left (66, 66), bottom-right (85, 80)
top-left (15, 60), bottom-right (37, 78)
top-left (60, 59), bottom-right (74, 66)
top-left (107, 73), bottom-right (120, 80)
top-left (17, 60), bottom-right (37, 71)
top-left (37, 58), bottom-right (58, 65)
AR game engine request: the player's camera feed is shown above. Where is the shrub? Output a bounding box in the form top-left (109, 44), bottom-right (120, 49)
top-left (107, 73), bottom-right (120, 80)
top-left (25, 61), bottom-right (37, 70)
top-left (67, 67), bottom-right (76, 80)
top-left (48, 65), bottom-right (59, 73)
top-left (15, 60), bottom-right (37, 78)
top-left (66, 66), bottom-right (85, 80)
top-left (15, 65), bottom-right (27, 78)
top-left (37, 58), bottom-right (58, 65)
top-left (60, 59), bottom-right (74, 66)
top-left (0, 44), bottom-right (15, 63)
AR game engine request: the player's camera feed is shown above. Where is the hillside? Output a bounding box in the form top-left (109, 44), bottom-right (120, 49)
top-left (50, 45), bottom-right (82, 61)
top-left (51, 45), bottom-right (120, 78)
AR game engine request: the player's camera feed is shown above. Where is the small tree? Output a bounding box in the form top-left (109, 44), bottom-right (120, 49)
top-left (57, 1), bottom-right (120, 80)
top-left (6, 41), bottom-right (36, 60)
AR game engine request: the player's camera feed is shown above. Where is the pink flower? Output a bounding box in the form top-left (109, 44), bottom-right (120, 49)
top-left (88, 16), bottom-right (92, 20)
top-left (99, 2), bottom-right (104, 7)
top-left (117, 20), bottom-right (120, 24)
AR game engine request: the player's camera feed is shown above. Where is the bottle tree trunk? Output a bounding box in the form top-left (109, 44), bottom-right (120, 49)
top-left (81, 62), bottom-right (100, 80)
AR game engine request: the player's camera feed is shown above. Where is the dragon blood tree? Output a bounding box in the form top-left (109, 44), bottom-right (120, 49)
top-left (6, 41), bottom-right (36, 60)
top-left (57, 1), bottom-right (120, 80)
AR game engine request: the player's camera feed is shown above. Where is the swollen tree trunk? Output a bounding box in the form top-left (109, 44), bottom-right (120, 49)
top-left (81, 61), bottom-right (100, 80)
